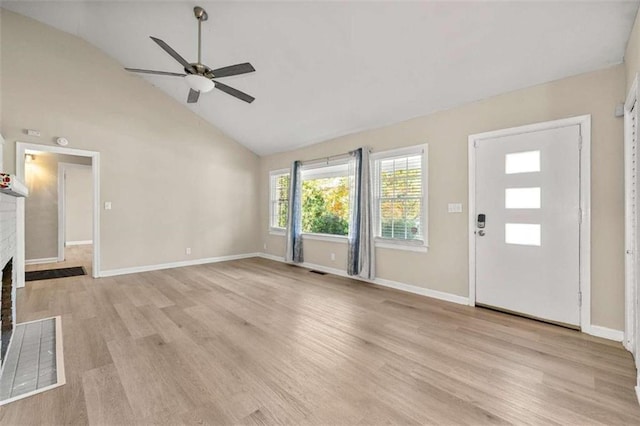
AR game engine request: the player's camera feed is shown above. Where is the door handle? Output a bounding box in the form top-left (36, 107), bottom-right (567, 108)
top-left (477, 214), bottom-right (486, 229)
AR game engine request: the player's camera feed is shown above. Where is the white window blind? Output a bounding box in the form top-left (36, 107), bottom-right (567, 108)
top-left (373, 146), bottom-right (427, 243)
top-left (269, 171), bottom-right (290, 230)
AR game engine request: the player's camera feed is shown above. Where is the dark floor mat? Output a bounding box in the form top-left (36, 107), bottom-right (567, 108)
top-left (25, 266), bottom-right (86, 282)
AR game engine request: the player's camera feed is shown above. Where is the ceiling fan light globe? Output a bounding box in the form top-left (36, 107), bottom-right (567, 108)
top-left (185, 74), bottom-right (215, 93)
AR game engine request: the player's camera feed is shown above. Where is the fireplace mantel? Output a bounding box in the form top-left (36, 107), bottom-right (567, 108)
top-left (0, 174), bottom-right (28, 198)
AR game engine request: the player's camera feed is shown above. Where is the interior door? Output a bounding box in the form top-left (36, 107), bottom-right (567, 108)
top-left (475, 124), bottom-right (581, 327)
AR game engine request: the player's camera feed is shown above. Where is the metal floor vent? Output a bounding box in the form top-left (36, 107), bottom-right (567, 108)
top-left (0, 317), bottom-right (65, 405)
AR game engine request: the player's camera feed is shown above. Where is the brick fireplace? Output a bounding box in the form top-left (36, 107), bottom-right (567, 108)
top-left (1, 259), bottom-right (12, 362)
top-left (0, 173), bottom-right (29, 366)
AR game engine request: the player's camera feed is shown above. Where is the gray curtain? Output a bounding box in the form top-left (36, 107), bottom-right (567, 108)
top-left (347, 148), bottom-right (375, 279)
top-left (285, 160), bottom-right (303, 263)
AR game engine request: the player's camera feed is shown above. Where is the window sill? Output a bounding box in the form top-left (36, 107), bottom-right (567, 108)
top-left (375, 240), bottom-right (428, 253)
top-left (302, 233), bottom-right (348, 244)
top-left (269, 228), bottom-right (286, 236)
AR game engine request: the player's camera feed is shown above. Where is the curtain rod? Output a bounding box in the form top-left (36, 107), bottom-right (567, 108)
top-left (301, 151), bottom-right (352, 166)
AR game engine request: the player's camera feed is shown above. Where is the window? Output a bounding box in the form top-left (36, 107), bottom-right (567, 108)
top-left (372, 145), bottom-right (428, 248)
top-left (505, 187), bottom-right (541, 209)
top-left (505, 150), bottom-right (540, 174)
top-left (269, 170), bottom-right (290, 231)
top-left (505, 223), bottom-right (541, 246)
top-left (301, 162), bottom-right (350, 236)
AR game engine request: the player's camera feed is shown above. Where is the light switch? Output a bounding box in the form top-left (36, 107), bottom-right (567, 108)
top-left (104, 202), bottom-right (112, 210)
top-left (448, 203), bottom-right (463, 213)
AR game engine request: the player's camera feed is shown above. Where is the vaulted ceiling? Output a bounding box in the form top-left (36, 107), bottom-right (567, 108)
top-left (3, 1), bottom-right (639, 155)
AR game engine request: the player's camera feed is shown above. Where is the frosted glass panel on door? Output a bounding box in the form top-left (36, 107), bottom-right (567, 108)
top-left (505, 223), bottom-right (541, 246)
top-left (505, 187), bottom-right (541, 209)
top-left (505, 150), bottom-right (540, 174)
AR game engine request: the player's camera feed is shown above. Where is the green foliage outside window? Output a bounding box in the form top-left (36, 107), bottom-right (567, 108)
top-left (273, 174), bottom-right (289, 228)
top-left (302, 177), bottom-right (349, 236)
top-left (276, 174), bottom-right (289, 228)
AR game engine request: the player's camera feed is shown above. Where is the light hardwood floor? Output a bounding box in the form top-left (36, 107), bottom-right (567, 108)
top-left (4, 253), bottom-right (640, 424)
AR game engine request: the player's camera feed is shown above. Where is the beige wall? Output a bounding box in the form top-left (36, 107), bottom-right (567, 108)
top-left (65, 165), bottom-right (93, 244)
top-left (1, 9), bottom-right (261, 271)
top-left (25, 152), bottom-right (90, 260)
top-left (24, 153), bottom-right (57, 260)
top-left (626, 7), bottom-right (640, 91)
top-left (261, 65), bottom-right (626, 330)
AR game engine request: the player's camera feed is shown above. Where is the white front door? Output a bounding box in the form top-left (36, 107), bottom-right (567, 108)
top-left (474, 124), bottom-right (582, 327)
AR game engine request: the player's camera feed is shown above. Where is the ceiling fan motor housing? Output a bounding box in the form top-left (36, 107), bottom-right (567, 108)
top-left (187, 63), bottom-right (214, 78)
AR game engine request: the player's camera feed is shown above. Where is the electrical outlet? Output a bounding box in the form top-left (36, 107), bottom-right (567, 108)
top-left (185, 247), bottom-right (191, 255)
top-left (330, 253), bottom-right (336, 261)
top-left (104, 202), bottom-right (112, 210)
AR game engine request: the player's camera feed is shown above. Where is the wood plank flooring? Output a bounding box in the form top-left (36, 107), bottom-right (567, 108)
top-left (3, 250), bottom-right (640, 424)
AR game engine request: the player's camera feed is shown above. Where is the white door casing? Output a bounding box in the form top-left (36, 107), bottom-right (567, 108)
top-left (469, 115), bottom-right (591, 330)
top-left (624, 73), bottom-right (639, 366)
top-left (16, 142), bottom-right (101, 283)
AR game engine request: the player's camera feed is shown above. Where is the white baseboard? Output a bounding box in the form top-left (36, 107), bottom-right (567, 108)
top-left (65, 240), bottom-right (92, 246)
top-left (25, 257), bottom-right (58, 265)
top-left (256, 253), bottom-right (469, 306)
top-left (636, 385), bottom-right (640, 406)
top-left (259, 252), bottom-right (286, 262)
top-left (374, 276), bottom-right (469, 305)
top-left (99, 252), bottom-right (259, 277)
top-left (586, 325), bottom-right (624, 342)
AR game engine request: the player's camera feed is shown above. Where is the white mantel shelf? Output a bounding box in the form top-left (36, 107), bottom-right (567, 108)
top-left (0, 174), bottom-right (28, 198)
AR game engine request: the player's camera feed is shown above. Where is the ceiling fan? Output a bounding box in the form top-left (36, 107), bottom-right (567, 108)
top-left (125, 6), bottom-right (255, 104)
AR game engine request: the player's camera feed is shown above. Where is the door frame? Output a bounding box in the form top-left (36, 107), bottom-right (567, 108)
top-left (16, 142), bottom-right (101, 284)
top-left (624, 73), bottom-right (639, 354)
top-left (57, 162), bottom-right (93, 262)
top-left (468, 115), bottom-right (591, 332)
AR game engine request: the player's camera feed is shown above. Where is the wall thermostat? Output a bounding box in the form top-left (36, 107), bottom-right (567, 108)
top-left (56, 137), bottom-right (69, 146)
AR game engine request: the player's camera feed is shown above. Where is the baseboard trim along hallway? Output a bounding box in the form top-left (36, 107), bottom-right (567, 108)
top-left (99, 253), bottom-right (260, 277)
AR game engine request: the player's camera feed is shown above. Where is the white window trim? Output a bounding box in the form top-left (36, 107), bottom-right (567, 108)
top-left (302, 233), bottom-right (348, 244)
top-left (269, 168), bottom-right (290, 233)
top-left (374, 238), bottom-right (428, 253)
top-left (371, 143), bottom-right (429, 251)
top-left (301, 158), bottom-right (350, 177)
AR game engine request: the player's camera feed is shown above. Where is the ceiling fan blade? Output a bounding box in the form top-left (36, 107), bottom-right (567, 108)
top-left (187, 89), bottom-right (200, 104)
top-left (125, 68), bottom-right (186, 77)
top-left (213, 81), bottom-right (255, 103)
top-left (211, 63), bottom-right (256, 78)
top-left (149, 36), bottom-right (195, 73)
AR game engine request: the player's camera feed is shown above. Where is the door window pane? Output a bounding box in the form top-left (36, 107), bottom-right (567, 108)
top-left (505, 187), bottom-right (541, 209)
top-left (505, 223), bottom-right (541, 246)
top-left (505, 150), bottom-right (540, 174)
